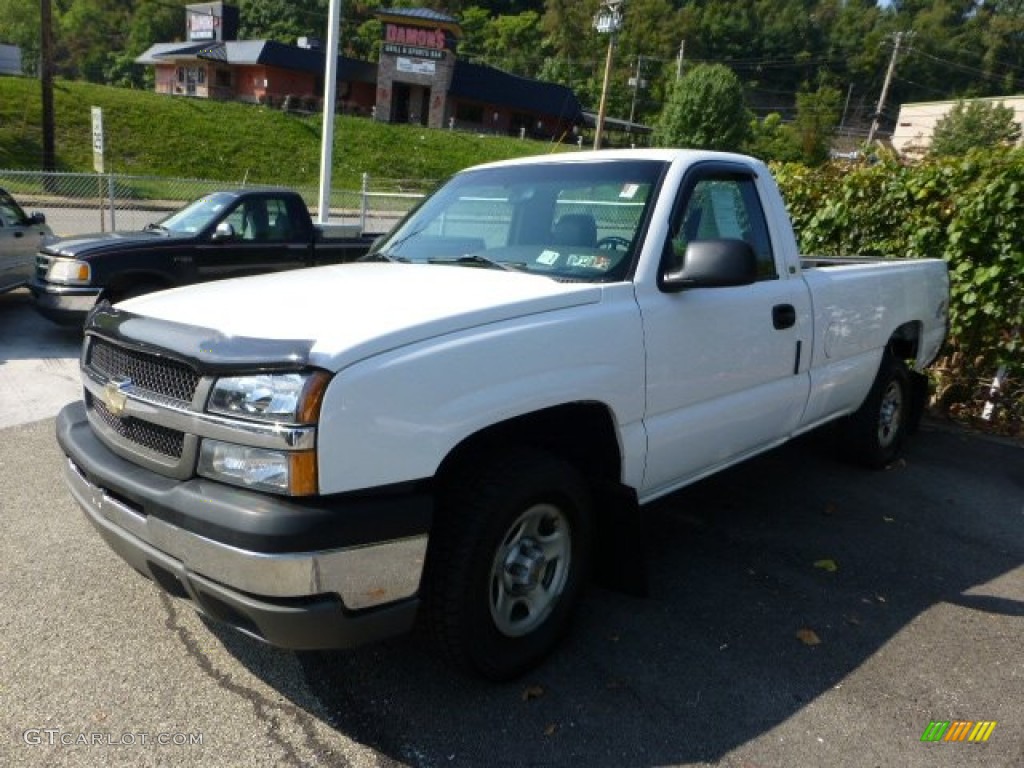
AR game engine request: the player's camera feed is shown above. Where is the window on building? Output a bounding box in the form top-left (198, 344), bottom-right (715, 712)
top-left (215, 69), bottom-right (231, 88)
top-left (455, 102), bottom-right (484, 125)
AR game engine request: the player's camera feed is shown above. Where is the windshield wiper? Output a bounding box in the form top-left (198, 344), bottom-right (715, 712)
top-left (368, 251), bottom-right (412, 263)
top-left (428, 254), bottom-right (527, 272)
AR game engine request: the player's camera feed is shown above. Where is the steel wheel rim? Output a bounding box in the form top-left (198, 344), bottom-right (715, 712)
top-left (489, 503), bottom-right (572, 638)
top-left (877, 380), bottom-right (904, 449)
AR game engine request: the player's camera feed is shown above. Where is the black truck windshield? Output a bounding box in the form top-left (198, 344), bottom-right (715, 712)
top-left (373, 159), bottom-right (667, 282)
top-left (158, 192), bottom-right (237, 234)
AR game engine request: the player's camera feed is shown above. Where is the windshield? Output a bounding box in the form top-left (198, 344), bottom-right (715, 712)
top-left (372, 159), bottom-right (667, 282)
top-left (157, 192), bottom-right (237, 234)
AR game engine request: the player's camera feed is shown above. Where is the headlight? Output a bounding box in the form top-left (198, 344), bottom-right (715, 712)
top-left (46, 258), bottom-right (91, 285)
top-left (207, 371), bottom-right (329, 423)
top-left (198, 440), bottom-right (317, 495)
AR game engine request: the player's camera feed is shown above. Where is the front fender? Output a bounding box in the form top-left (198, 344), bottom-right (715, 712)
top-left (316, 286), bottom-right (646, 494)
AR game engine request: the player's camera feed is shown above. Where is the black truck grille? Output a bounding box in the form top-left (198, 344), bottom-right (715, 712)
top-left (88, 339), bottom-right (200, 404)
top-left (91, 397), bottom-right (185, 459)
top-left (35, 252), bottom-right (51, 281)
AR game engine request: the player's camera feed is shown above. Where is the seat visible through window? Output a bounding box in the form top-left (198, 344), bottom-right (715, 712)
top-left (551, 213), bottom-right (597, 248)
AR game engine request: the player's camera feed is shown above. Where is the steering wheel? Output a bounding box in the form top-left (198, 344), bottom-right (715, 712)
top-left (596, 236), bottom-right (631, 252)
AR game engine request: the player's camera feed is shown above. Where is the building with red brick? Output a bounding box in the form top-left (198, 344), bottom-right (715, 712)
top-left (136, 3), bottom-right (582, 140)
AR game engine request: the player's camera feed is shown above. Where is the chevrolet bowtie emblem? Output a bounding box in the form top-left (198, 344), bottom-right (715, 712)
top-left (103, 378), bottom-right (131, 418)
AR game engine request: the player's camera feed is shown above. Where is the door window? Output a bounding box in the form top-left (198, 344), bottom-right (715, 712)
top-left (669, 174), bottom-right (776, 279)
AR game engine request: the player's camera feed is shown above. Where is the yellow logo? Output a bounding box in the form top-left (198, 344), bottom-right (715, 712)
top-left (102, 379), bottom-right (130, 418)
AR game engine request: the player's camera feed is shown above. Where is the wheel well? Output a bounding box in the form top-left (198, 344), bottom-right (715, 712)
top-left (436, 402), bottom-right (622, 488)
top-left (103, 274), bottom-right (173, 300)
top-left (433, 403), bottom-right (646, 596)
top-left (888, 321), bottom-right (922, 362)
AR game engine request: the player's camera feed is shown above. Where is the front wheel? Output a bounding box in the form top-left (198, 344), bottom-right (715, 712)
top-left (423, 448), bottom-right (592, 680)
top-left (844, 353), bottom-right (911, 468)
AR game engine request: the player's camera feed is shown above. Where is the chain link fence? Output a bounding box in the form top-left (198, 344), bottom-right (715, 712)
top-left (0, 169), bottom-right (426, 237)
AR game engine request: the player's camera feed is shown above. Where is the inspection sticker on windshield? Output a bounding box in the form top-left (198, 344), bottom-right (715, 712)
top-left (567, 254), bottom-right (611, 270)
top-left (537, 249), bottom-right (560, 265)
top-left (619, 183), bottom-right (640, 199)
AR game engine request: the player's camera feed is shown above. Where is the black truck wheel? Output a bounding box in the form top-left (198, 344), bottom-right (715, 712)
top-left (845, 353), bottom-right (911, 468)
top-left (424, 448), bottom-right (592, 680)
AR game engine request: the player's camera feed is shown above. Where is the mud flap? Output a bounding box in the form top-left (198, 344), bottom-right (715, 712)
top-left (908, 369), bottom-right (930, 434)
top-left (591, 482), bottom-right (649, 597)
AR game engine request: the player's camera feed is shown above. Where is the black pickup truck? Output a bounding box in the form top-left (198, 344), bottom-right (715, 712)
top-left (29, 188), bottom-right (377, 324)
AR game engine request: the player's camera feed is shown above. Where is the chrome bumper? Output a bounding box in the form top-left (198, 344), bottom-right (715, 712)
top-left (65, 457), bottom-right (427, 609)
top-left (29, 280), bottom-right (100, 325)
top-left (57, 400), bottom-right (431, 650)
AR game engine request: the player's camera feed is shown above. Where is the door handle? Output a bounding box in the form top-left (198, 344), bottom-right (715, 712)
top-left (772, 304), bottom-right (796, 330)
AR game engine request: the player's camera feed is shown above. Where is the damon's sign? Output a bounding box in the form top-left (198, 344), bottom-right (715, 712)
top-left (385, 24), bottom-right (446, 50)
top-left (382, 24), bottom-right (450, 60)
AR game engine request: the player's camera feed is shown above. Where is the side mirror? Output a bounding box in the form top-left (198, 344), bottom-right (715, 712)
top-left (211, 221), bottom-right (236, 242)
top-left (660, 239), bottom-right (759, 293)
top-left (30, 212), bottom-right (47, 225)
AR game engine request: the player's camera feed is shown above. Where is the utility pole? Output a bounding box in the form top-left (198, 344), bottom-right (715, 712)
top-left (593, 0), bottom-right (624, 150)
top-left (628, 55), bottom-right (646, 128)
top-left (676, 39), bottom-right (685, 80)
top-left (867, 31), bottom-right (909, 145)
top-left (40, 0), bottom-right (55, 172)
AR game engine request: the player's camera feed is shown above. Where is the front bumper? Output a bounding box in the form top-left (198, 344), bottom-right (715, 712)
top-left (28, 279), bottom-right (100, 325)
top-left (56, 401), bottom-right (432, 650)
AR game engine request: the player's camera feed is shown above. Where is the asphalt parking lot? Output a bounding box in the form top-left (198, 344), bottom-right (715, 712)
top-left (1, 288), bottom-right (1022, 767)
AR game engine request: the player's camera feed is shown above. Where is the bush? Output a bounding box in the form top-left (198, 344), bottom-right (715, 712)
top-left (774, 149), bottom-right (1024, 435)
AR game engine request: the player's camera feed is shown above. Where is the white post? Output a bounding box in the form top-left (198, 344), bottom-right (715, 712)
top-left (317, 0), bottom-right (343, 224)
top-left (360, 172), bottom-right (369, 233)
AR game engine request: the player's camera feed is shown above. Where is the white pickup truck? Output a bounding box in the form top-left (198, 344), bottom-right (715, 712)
top-left (56, 150), bottom-right (948, 679)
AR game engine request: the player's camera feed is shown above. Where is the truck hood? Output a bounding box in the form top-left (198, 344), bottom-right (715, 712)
top-left (117, 262), bottom-right (604, 371)
top-left (45, 230), bottom-right (192, 258)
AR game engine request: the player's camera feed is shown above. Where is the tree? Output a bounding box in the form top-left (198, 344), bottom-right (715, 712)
top-left (930, 99), bottom-right (1022, 156)
top-left (745, 113), bottom-right (804, 162)
top-left (0, 0), bottom-right (42, 75)
top-left (792, 82), bottom-right (842, 164)
top-left (237, 0), bottom-right (328, 43)
top-left (654, 63), bottom-right (750, 151)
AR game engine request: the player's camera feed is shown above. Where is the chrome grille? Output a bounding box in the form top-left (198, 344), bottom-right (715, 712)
top-left (35, 252), bottom-right (52, 281)
top-left (91, 396), bottom-right (185, 459)
top-left (88, 339), bottom-right (200, 404)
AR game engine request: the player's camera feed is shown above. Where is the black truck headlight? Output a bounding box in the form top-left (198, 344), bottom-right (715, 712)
top-left (46, 258), bottom-right (92, 285)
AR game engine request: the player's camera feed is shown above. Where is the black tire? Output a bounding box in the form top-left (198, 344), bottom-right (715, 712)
top-left (844, 353), bottom-right (911, 468)
top-left (423, 448), bottom-right (592, 680)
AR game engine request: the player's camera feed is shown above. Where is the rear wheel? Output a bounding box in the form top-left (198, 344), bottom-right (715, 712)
top-left (423, 448), bottom-right (592, 680)
top-left (845, 353), bottom-right (911, 468)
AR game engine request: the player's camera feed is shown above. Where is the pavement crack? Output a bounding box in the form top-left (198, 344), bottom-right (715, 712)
top-left (160, 592), bottom-right (347, 767)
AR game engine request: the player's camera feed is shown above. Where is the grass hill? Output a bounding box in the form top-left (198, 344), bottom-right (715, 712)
top-left (0, 76), bottom-right (568, 189)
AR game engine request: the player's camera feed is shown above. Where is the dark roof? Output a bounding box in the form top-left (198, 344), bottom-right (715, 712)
top-left (378, 8), bottom-right (459, 25)
top-left (449, 61), bottom-right (582, 123)
top-left (138, 40), bottom-right (376, 83)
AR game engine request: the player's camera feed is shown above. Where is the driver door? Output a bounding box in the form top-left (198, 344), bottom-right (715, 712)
top-left (636, 163), bottom-right (812, 499)
top-left (195, 195), bottom-right (306, 279)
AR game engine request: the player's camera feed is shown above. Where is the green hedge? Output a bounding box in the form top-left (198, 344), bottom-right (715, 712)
top-left (773, 149), bottom-right (1023, 435)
